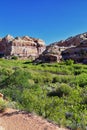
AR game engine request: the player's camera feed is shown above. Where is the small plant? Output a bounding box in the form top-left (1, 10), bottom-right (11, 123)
top-left (11, 56), bottom-right (18, 60)
top-left (48, 83), bottom-right (72, 97)
top-left (0, 99), bottom-right (7, 112)
top-left (65, 59), bottom-right (74, 65)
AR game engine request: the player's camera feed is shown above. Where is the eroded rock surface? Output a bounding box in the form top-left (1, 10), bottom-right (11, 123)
top-left (0, 35), bottom-right (46, 59)
top-left (35, 32), bottom-right (87, 63)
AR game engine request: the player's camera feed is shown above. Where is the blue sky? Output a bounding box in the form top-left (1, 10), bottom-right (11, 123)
top-left (0, 0), bottom-right (87, 44)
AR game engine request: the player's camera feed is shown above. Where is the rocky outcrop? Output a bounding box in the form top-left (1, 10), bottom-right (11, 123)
top-left (61, 33), bottom-right (87, 63)
top-left (35, 32), bottom-right (87, 63)
top-left (62, 41), bottom-right (87, 63)
top-left (35, 45), bottom-right (63, 63)
top-left (0, 35), bottom-right (46, 59)
top-left (52, 32), bottom-right (87, 47)
top-left (1, 32), bottom-right (87, 63)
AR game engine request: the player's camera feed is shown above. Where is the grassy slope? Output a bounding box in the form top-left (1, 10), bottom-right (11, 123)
top-left (0, 59), bottom-right (87, 130)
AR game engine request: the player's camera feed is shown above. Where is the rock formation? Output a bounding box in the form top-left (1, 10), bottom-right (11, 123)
top-left (35, 32), bottom-right (87, 63)
top-left (1, 32), bottom-right (87, 63)
top-left (0, 35), bottom-right (46, 59)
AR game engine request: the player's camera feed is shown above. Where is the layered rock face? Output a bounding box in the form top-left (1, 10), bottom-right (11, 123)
top-left (35, 32), bottom-right (87, 63)
top-left (1, 33), bottom-right (87, 63)
top-left (35, 45), bottom-right (63, 63)
top-left (61, 33), bottom-right (87, 63)
top-left (0, 35), bottom-right (46, 59)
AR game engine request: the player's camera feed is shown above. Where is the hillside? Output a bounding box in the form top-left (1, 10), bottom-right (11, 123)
top-left (0, 59), bottom-right (87, 129)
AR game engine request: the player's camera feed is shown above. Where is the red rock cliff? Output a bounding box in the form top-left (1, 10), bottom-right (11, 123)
top-left (0, 35), bottom-right (46, 59)
top-left (35, 32), bottom-right (87, 63)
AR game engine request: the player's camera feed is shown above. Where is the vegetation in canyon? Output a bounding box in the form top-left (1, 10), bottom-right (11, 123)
top-left (0, 59), bottom-right (87, 130)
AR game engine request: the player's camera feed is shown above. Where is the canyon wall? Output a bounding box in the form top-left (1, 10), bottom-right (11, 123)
top-left (0, 35), bottom-right (46, 59)
top-left (35, 32), bottom-right (87, 63)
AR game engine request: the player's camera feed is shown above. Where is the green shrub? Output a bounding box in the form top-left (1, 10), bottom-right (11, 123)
top-left (56, 83), bottom-right (72, 97)
top-left (52, 76), bottom-right (61, 83)
top-left (1, 69), bottom-right (32, 89)
top-left (65, 59), bottom-right (74, 65)
top-left (48, 83), bottom-right (72, 97)
top-left (76, 73), bottom-right (87, 87)
top-left (11, 56), bottom-right (18, 60)
top-left (0, 99), bottom-right (7, 112)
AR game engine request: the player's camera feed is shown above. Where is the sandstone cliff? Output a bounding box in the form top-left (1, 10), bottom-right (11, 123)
top-left (35, 32), bottom-right (87, 63)
top-left (1, 33), bottom-right (87, 63)
top-left (0, 35), bottom-right (46, 59)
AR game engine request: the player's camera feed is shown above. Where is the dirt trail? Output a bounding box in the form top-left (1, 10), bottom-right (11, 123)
top-left (0, 109), bottom-right (69, 130)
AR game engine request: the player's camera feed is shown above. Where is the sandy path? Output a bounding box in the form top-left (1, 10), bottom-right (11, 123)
top-left (0, 109), bottom-right (68, 130)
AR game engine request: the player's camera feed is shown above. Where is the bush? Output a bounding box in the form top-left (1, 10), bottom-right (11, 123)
top-left (11, 56), bottom-right (18, 60)
top-left (56, 83), bottom-right (72, 97)
top-left (48, 83), bottom-right (72, 97)
top-left (2, 69), bottom-right (32, 89)
top-left (0, 99), bottom-right (7, 112)
top-left (76, 73), bottom-right (87, 87)
top-left (65, 59), bottom-right (74, 65)
top-left (52, 76), bottom-right (61, 83)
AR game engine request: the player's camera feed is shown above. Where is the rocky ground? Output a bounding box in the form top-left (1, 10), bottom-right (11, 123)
top-left (0, 109), bottom-right (69, 130)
